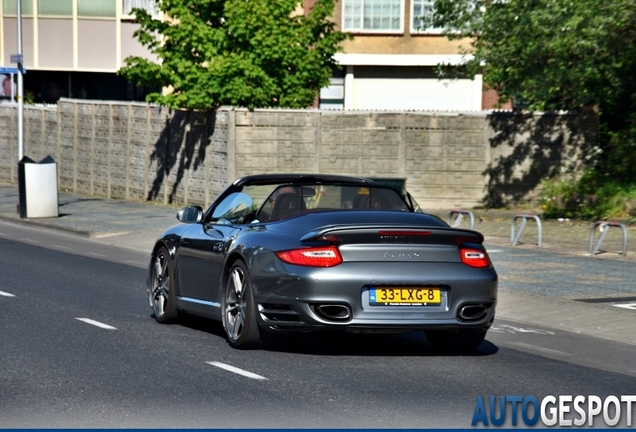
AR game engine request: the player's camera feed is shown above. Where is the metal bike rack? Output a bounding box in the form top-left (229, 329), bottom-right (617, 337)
top-left (510, 214), bottom-right (542, 247)
top-left (589, 221), bottom-right (628, 257)
top-left (448, 209), bottom-right (475, 230)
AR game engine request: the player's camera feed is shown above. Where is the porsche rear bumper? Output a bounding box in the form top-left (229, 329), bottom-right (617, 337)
top-left (250, 260), bottom-right (498, 331)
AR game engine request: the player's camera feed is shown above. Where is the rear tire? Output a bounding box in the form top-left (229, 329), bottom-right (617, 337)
top-left (425, 328), bottom-right (487, 351)
top-left (222, 260), bottom-right (263, 349)
top-left (148, 247), bottom-right (178, 323)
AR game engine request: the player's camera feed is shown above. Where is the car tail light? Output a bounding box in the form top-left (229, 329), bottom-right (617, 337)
top-left (459, 247), bottom-right (491, 268)
top-left (276, 246), bottom-right (343, 267)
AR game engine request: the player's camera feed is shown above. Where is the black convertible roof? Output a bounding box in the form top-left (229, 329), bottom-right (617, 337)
top-left (233, 173), bottom-right (378, 187)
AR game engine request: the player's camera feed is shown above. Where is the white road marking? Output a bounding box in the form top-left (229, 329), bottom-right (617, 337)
top-left (508, 342), bottom-right (571, 356)
top-left (22, 238), bottom-right (40, 244)
top-left (75, 318), bottom-right (117, 330)
top-left (94, 232), bottom-right (130, 239)
top-left (122, 260), bottom-right (145, 266)
top-left (86, 252), bottom-right (107, 258)
top-left (490, 324), bottom-right (555, 335)
top-left (613, 302), bottom-right (636, 310)
top-left (0, 290), bottom-right (16, 297)
top-left (52, 245), bottom-right (73, 251)
top-left (206, 361), bottom-right (268, 380)
top-left (487, 249), bottom-right (502, 253)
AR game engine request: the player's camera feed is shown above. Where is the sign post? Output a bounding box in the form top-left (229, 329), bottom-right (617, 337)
top-left (16, 0), bottom-right (25, 162)
top-left (14, 0), bottom-right (26, 217)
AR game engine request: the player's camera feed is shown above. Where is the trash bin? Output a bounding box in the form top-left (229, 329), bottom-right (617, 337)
top-left (18, 155), bottom-right (59, 218)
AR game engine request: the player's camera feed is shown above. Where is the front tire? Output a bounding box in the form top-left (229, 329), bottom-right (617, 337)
top-left (222, 260), bottom-right (262, 349)
top-left (425, 328), bottom-right (487, 351)
top-left (148, 246), bottom-right (178, 323)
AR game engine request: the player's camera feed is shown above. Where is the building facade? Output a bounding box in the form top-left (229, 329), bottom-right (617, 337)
top-left (1, 0), bottom-right (501, 110)
top-left (317, 0), bottom-right (492, 111)
top-left (0, 0), bottom-right (158, 103)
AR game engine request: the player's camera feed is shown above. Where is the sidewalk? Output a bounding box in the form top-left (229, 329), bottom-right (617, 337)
top-left (0, 184), bottom-right (178, 253)
top-left (1, 183), bottom-right (634, 347)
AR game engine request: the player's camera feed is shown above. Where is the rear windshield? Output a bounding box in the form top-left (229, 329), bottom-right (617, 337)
top-left (247, 183), bottom-right (412, 222)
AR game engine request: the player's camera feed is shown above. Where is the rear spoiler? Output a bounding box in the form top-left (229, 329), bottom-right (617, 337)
top-left (300, 225), bottom-right (484, 243)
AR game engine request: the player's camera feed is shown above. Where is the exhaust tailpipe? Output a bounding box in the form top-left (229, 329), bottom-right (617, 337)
top-left (458, 304), bottom-right (488, 321)
top-left (313, 304), bottom-right (351, 322)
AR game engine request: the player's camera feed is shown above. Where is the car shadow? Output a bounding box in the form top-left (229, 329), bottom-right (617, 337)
top-left (174, 313), bottom-right (228, 339)
top-left (264, 331), bottom-right (499, 357)
top-left (174, 314), bottom-right (499, 356)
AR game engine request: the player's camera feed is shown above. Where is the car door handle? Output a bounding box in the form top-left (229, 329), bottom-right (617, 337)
top-left (213, 243), bottom-right (223, 254)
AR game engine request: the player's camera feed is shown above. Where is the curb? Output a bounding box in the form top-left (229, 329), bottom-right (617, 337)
top-left (0, 213), bottom-right (93, 238)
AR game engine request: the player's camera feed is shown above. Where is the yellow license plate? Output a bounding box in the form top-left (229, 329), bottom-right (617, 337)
top-left (369, 287), bottom-right (441, 306)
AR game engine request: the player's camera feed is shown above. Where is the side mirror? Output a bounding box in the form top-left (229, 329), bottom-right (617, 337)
top-left (177, 205), bottom-right (203, 223)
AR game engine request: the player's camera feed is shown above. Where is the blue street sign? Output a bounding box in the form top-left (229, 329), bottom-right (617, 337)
top-left (10, 54), bottom-right (22, 63)
top-left (0, 67), bottom-right (20, 74)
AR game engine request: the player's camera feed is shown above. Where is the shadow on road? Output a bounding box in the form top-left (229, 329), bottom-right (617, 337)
top-left (174, 314), bottom-right (499, 357)
top-left (263, 331), bottom-right (499, 357)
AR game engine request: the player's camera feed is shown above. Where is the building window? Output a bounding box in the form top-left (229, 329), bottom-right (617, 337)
top-left (411, 0), bottom-right (441, 33)
top-left (78, 0), bottom-right (116, 18)
top-left (343, 0), bottom-right (403, 33)
top-left (2, 0), bottom-right (34, 16)
top-left (122, 0), bottom-right (161, 18)
top-left (38, 0), bottom-right (73, 16)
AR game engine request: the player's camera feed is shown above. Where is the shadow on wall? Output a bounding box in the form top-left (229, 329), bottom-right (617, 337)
top-left (483, 110), bottom-right (596, 207)
top-left (147, 110), bottom-right (216, 204)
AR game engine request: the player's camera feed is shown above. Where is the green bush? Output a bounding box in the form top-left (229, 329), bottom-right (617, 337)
top-left (541, 120), bottom-right (636, 221)
top-left (541, 173), bottom-right (636, 220)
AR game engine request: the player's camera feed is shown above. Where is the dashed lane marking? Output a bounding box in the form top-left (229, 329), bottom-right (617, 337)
top-left (75, 318), bottom-right (117, 330)
top-left (0, 290), bottom-right (16, 297)
top-left (206, 361), bottom-right (268, 380)
top-left (508, 342), bottom-right (571, 356)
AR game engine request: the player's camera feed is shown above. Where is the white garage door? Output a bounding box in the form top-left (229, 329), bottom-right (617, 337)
top-left (352, 76), bottom-right (481, 111)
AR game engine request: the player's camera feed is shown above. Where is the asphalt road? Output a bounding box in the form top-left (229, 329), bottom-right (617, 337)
top-left (1, 221), bottom-right (636, 428)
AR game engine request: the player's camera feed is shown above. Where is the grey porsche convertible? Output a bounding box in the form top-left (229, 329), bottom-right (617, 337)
top-left (147, 174), bottom-right (498, 350)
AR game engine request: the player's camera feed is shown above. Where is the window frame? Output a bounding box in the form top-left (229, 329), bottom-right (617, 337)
top-left (342, 0), bottom-right (405, 34)
top-left (410, 0), bottom-right (443, 34)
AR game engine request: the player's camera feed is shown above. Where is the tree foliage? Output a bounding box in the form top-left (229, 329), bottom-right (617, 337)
top-left (423, 0), bottom-right (636, 218)
top-left (423, 0), bottom-right (636, 120)
top-left (118, 0), bottom-right (349, 110)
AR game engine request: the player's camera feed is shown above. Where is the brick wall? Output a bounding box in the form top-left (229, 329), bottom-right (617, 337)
top-left (0, 100), bottom-right (597, 209)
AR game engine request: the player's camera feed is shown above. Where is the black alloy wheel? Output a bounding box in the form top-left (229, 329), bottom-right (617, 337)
top-left (148, 247), bottom-right (178, 323)
top-left (222, 260), bottom-right (263, 349)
